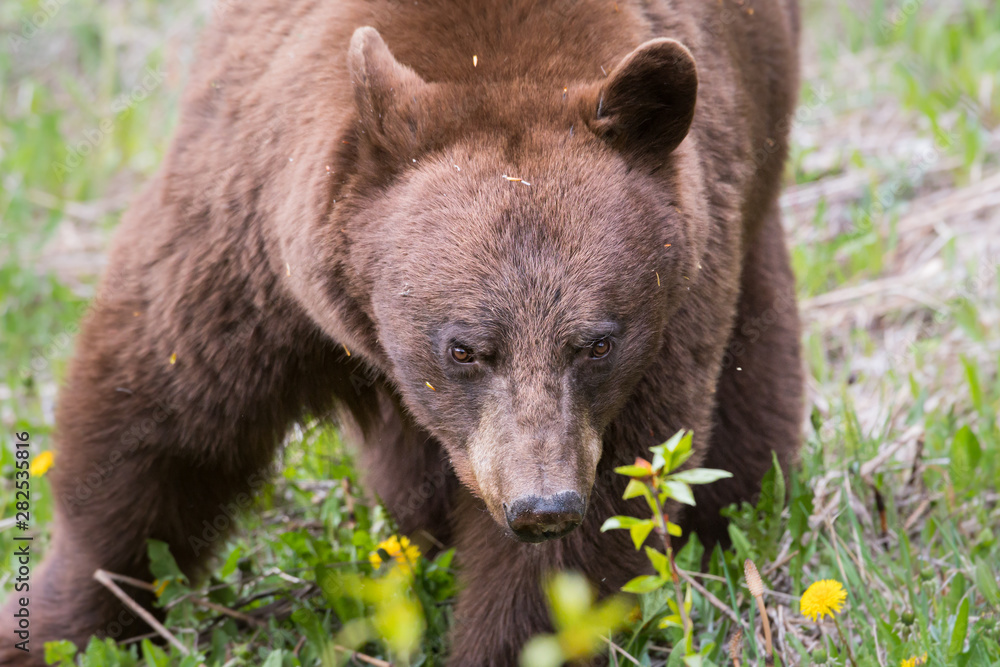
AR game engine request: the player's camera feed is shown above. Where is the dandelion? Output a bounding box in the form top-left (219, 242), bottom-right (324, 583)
top-left (369, 535), bottom-right (421, 574)
top-left (900, 654), bottom-right (928, 667)
top-left (801, 579), bottom-right (856, 667)
top-left (800, 579), bottom-right (847, 621)
top-left (30, 451), bottom-right (54, 477)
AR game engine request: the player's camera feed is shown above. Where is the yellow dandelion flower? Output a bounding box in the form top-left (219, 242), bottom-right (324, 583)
top-left (900, 653), bottom-right (928, 667)
top-left (369, 535), bottom-right (421, 574)
top-left (30, 451), bottom-right (55, 477)
top-left (800, 579), bottom-right (847, 621)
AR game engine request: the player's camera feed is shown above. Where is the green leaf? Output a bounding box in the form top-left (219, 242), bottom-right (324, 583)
top-left (146, 539), bottom-right (189, 603)
top-left (630, 520), bottom-right (655, 549)
top-left (621, 574), bottom-right (667, 594)
top-left (548, 572), bottom-right (594, 628)
top-left (601, 515), bottom-right (642, 532)
top-left (316, 564), bottom-right (344, 604)
top-left (650, 447), bottom-right (668, 472)
top-left (141, 639), bottom-right (170, 667)
top-left (645, 546), bottom-right (670, 579)
top-left (614, 464), bottom-right (653, 478)
top-left (623, 478), bottom-right (651, 500)
top-left (950, 425), bottom-right (981, 487)
top-left (668, 468), bottom-right (733, 485)
top-left (666, 521), bottom-right (683, 537)
top-left (520, 635), bottom-right (564, 667)
top-left (640, 585), bottom-right (672, 622)
top-left (651, 430), bottom-right (689, 473)
top-left (962, 356), bottom-right (983, 413)
top-left (147, 539), bottom-right (186, 583)
top-left (974, 557), bottom-right (1000, 607)
top-left (948, 595), bottom-right (970, 656)
top-left (661, 430), bottom-right (688, 454)
top-left (220, 545), bottom-right (243, 579)
top-left (670, 448), bottom-right (694, 472)
top-left (663, 480), bottom-right (696, 506)
top-left (43, 640), bottom-right (79, 666)
top-left (261, 650), bottom-right (285, 667)
top-left (728, 524), bottom-right (752, 558)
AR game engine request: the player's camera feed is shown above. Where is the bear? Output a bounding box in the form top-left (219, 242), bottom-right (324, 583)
top-left (0, 0), bottom-right (803, 664)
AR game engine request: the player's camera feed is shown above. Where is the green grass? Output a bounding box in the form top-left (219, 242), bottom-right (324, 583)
top-left (2, 0), bottom-right (999, 665)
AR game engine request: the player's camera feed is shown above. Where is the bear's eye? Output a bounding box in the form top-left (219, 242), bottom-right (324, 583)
top-left (590, 338), bottom-right (612, 359)
top-left (450, 346), bottom-right (474, 363)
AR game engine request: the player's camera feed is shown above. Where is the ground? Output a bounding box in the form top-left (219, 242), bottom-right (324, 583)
top-left (1, 0), bottom-right (998, 665)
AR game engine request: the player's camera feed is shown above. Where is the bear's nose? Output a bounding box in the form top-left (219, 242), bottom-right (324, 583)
top-left (504, 491), bottom-right (586, 542)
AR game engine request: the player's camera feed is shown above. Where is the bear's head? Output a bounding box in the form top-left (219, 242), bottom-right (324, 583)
top-left (342, 27), bottom-right (707, 542)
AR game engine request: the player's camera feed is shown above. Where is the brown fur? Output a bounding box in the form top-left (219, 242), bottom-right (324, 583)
top-left (1, 0), bottom-right (802, 664)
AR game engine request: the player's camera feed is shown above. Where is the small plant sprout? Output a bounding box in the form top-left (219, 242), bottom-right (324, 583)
top-left (744, 558), bottom-right (776, 665)
top-left (600, 430), bottom-right (733, 654)
top-left (729, 628), bottom-right (743, 667)
top-left (801, 579), bottom-right (856, 667)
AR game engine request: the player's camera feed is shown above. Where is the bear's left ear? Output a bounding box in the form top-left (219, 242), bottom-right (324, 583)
top-left (586, 38), bottom-right (698, 166)
top-left (349, 26), bottom-right (433, 156)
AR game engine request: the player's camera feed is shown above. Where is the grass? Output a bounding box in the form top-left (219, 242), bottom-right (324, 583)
top-left (2, 0), bottom-right (999, 665)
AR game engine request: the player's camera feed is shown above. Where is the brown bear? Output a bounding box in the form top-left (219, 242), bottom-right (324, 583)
top-left (1, 0), bottom-right (802, 664)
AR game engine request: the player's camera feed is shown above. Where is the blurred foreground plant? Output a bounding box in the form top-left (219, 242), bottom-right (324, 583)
top-left (520, 572), bottom-right (631, 667)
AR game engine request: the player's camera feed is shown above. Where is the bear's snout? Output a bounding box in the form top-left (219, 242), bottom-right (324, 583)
top-left (503, 490), bottom-right (586, 542)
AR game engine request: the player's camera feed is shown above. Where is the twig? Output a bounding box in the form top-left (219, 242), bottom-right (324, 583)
top-left (189, 597), bottom-right (265, 627)
top-left (762, 550), bottom-right (800, 577)
top-left (333, 644), bottom-right (392, 667)
top-left (603, 636), bottom-right (642, 666)
top-left (93, 569), bottom-right (189, 656)
top-left (676, 567), bottom-right (743, 624)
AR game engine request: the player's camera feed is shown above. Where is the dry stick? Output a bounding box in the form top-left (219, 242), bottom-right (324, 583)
top-left (603, 636), bottom-right (642, 666)
top-left (675, 567), bottom-right (742, 624)
top-left (332, 645), bottom-right (392, 667)
top-left (189, 597), bottom-right (265, 627)
top-left (762, 549), bottom-right (800, 578)
top-left (93, 569), bottom-right (190, 656)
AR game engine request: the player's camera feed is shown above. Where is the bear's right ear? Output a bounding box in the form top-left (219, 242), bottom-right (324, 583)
top-left (348, 27), bottom-right (433, 156)
top-left (586, 38), bottom-right (698, 168)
